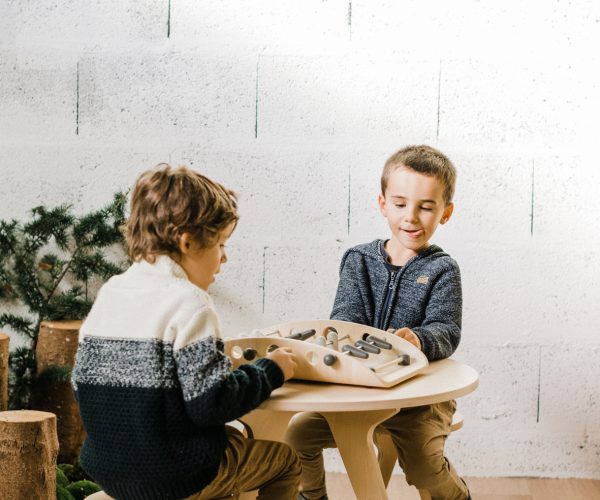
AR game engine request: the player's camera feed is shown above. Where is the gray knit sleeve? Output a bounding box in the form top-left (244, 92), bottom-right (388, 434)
top-left (330, 250), bottom-right (370, 325)
top-left (411, 260), bottom-right (462, 361)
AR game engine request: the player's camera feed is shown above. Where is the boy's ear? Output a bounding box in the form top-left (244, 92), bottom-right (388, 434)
top-left (178, 232), bottom-right (193, 254)
top-left (377, 194), bottom-right (387, 216)
top-left (440, 203), bottom-right (454, 224)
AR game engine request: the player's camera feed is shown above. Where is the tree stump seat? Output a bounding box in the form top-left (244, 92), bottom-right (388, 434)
top-left (0, 333), bottom-right (8, 411)
top-left (0, 410), bottom-right (59, 500)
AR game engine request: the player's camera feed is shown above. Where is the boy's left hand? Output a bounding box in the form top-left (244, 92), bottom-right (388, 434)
top-left (389, 327), bottom-right (422, 351)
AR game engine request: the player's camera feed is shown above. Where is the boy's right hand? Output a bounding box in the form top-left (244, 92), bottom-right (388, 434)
top-left (266, 347), bottom-right (297, 381)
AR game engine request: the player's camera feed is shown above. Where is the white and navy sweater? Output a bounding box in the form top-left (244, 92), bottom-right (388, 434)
top-left (72, 256), bottom-right (284, 500)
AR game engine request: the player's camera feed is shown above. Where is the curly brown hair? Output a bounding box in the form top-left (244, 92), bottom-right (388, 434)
top-left (381, 145), bottom-right (457, 205)
top-left (125, 164), bottom-right (239, 262)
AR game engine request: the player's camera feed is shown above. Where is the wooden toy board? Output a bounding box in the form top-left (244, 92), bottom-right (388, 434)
top-left (224, 320), bottom-right (429, 388)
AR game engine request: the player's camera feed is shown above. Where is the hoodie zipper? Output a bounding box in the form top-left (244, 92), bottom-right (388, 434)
top-left (377, 270), bottom-right (397, 330)
top-left (377, 251), bottom-right (425, 330)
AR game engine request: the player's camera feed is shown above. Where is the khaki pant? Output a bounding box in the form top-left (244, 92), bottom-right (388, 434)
top-left (186, 426), bottom-right (301, 500)
top-left (284, 401), bottom-right (469, 500)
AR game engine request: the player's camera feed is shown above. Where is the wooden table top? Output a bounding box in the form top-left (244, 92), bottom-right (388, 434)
top-left (257, 358), bottom-right (479, 412)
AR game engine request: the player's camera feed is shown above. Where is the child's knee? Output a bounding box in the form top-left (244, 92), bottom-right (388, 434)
top-left (284, 414), bottom-right (306, 449)
top-left (284, 412), bottom-right (329, 450)
top-left (403, 451), bottom-right (446, 485)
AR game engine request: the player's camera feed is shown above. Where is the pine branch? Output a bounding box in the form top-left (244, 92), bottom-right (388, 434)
top-left (8, 347), bottom-right (35, 409)
top-left (41, 252), bottom-right (79, 311)
top-left (45, 288), bottom-right (91, 321)
top-left (1, 191), bottom-right (128, 408)
top-left (13, 254), bottom-right (46, 312)
top-left (71, 251), bottom-right (124, 282)
top-left (36, 254), bottom-right (65, 293)
top-left (23, 205), bottom-right (74, 253)
top-left (0, 268), bottom-right (17, 301)
top-left (0, 219), bottom-right (18, 256)
top-left (0, 313), bottom-right (35, 339)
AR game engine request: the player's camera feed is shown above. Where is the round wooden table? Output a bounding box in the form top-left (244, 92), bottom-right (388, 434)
top-left (239, 358), bottom-right (478, 500)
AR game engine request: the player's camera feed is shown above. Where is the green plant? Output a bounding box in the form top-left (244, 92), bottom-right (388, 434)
top-left (59, 460), bottom-right (93, 483)
top-left (66, 480), bottom-right (102, 500)
top-left (0, 193), bottom-right (129, 408)
top-left (57, 461), bottom-right (101, 499)
top-left (56, 466), bottom-right (69, 488)
top-left (57, 485), bottom-right (76, 500)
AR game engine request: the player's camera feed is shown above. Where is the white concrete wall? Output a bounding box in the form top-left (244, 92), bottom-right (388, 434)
top-left (1, 0), bottom-right (599, 478)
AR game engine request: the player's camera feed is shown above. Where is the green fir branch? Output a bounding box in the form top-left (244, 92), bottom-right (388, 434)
top-left (0, 219), bottom-right (19, 256)
top-left (1, 192), bottom-right (128, 408)
top-left (24, 205), bottom-right (74, 252)
top-left (71, 251), bottom-right (125, 282)
top-left (40, 253), bottom-right (79, 310)
top-left (0, 313), bottom-right (35, 339)
top-left (44, 287), bottom-right (92, 321)
top-left (36, 254), bottom-right (66, 293)
top-left (8, 347), bottom-right (35, 409)
top-left (0, 269), bottom-right (17, 301)
top-left (13, 253), bottom-right (46, 312)
top-left (73, 195), bottom-right (127, 250)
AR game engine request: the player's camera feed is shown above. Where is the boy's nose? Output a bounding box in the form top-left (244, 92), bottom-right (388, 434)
top-left (404, 208), bottom-right (418, 222)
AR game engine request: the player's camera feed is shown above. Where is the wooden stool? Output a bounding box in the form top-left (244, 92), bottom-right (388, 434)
top-left (0, 333), bottom-right (9, 411)
top-left (0, 410), bottom-right (59, 499)
top-left (32, 320), bottom-right (85, 464)
top-left (376, 411), bottom-right (464, 499)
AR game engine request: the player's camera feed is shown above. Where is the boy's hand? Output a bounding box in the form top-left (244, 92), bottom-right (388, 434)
top-left (389, 327), bottom-right (422, 351)
top-left (267, 347), bottom-right (297, 381)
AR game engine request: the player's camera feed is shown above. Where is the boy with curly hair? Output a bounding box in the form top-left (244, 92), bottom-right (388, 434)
top-left (73, 165), bottom-right (300, 500)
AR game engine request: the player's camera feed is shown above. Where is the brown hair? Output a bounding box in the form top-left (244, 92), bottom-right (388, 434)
top-left (125, 164), bottom-right (239, 262)
top-left (381, 145), bottom-right (457, 204)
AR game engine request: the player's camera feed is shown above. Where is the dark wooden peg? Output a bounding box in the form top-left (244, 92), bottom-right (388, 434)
top-left (243, 348), bottom-right (257, 361)
top-left (323, 354), bottom-right (338, 366)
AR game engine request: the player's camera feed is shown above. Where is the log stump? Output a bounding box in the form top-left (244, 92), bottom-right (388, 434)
top-left (31, 320), bottom-right (85, 464)
top-left (0, 333), bottom-right (8, 411)
top-left (0, 410), bottom-right (59, 500)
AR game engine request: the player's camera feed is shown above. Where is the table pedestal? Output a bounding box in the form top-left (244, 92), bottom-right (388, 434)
top-left (239, 407), bottom-right (399, 500)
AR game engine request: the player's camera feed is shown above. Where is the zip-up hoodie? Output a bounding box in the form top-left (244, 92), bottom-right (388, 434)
top-left (330, 239), bottom-right (462, 361)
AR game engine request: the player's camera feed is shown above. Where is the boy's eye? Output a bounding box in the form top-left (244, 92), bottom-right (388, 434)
top-left (421, 207), bottom-right (433, 211)
top-left (394, 204), bottom-right (405, 208)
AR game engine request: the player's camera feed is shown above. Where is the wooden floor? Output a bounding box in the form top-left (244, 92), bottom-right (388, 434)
top-left (325, 472), bottom-right (600, 499)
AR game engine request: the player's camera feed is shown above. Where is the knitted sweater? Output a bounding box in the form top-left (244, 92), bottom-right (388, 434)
top-left (330, 240), bottom-right (462, 361)
top-left (71, 256), bottom-right (284, 500)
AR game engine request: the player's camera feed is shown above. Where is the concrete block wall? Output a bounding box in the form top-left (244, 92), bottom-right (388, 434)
top-left (1, 0), bottom-right (599, 478)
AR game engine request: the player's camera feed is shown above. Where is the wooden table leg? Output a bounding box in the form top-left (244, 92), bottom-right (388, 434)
top-left (323, 408), bottom-right (399, 500)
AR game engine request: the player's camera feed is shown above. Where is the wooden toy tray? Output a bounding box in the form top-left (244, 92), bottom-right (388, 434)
top-left (224, 319), bottom-right (428, 388)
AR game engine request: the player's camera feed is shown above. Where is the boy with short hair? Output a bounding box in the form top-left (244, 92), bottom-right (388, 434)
top-left (285, 145), bottom-right (470, 500)
top-left (72, 165), bottom-right (301, 500)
